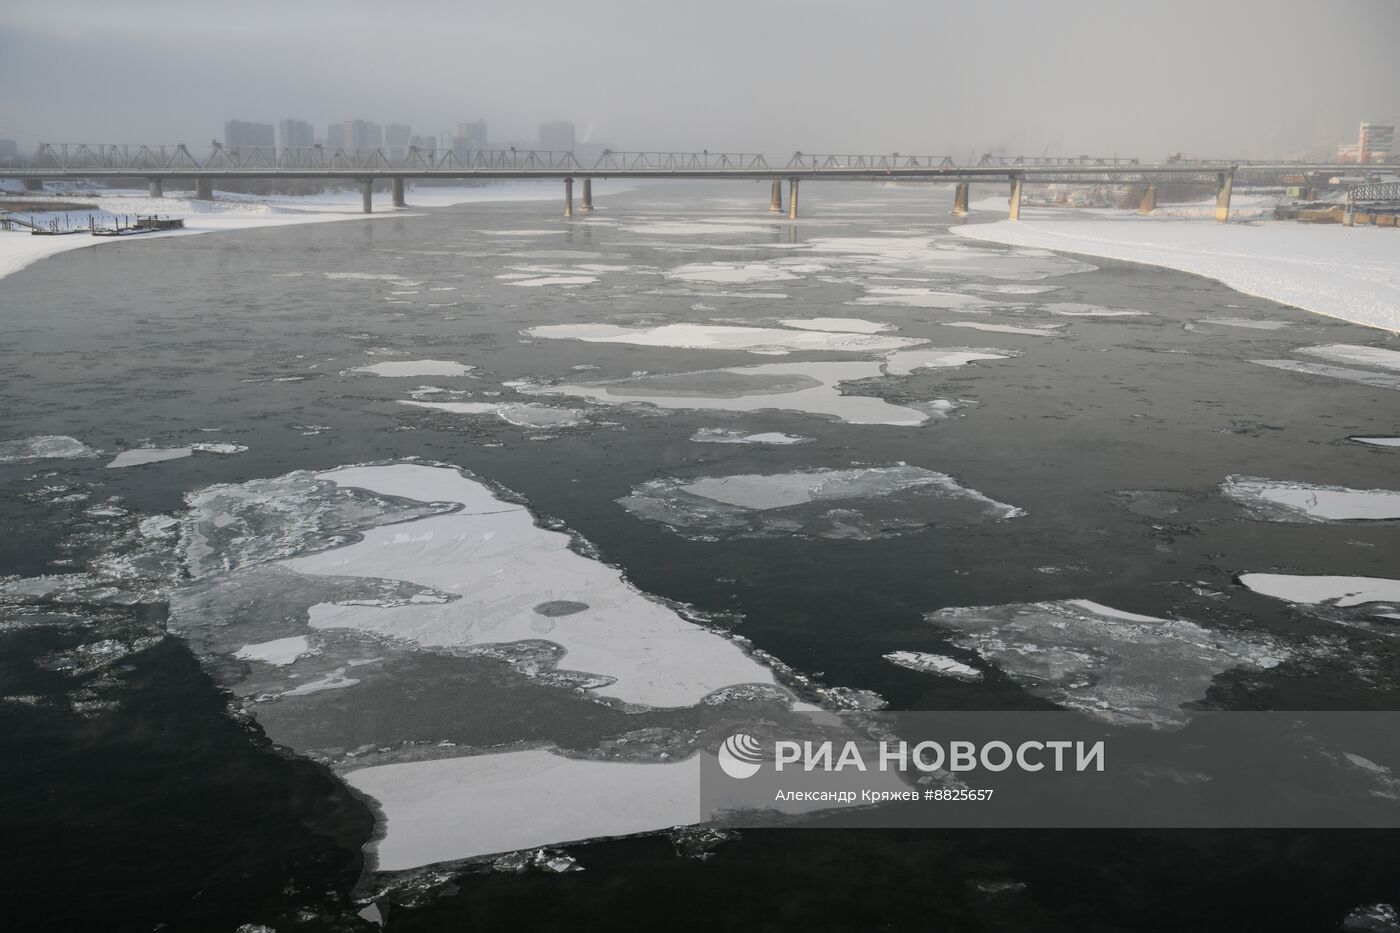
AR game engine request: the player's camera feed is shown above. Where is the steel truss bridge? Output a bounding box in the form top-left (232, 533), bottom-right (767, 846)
top-left (0, 143), bottom-right (1369, 219)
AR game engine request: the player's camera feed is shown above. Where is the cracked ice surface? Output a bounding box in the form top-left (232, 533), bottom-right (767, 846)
top-left (618, 465), bottom-right (1024, 540)
top-left (275, 464), bottom-right (777, 707)
top-left (926, 599), bottom-right (1285, 728)
top-left (0, 435), bottom-right (99, 463)
top-left (1238, 574), bottom-right (1400, 607)
top-left (1222, 475), bottom-right (1400, 521)
top-left (523, 322), bottom-right (922, 355)
top-left (883, 651), bottom-right (982, 681)
top-left (521, 361), bottom-right (932, 425)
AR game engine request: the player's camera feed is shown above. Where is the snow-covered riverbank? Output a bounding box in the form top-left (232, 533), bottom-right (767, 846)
top-left (953, 215), bottom-right (1400, 333)
top-left (0, 180), bottom-right (635, 283)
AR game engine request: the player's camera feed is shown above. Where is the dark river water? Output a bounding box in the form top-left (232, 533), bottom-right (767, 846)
top-left (1, 181), bottom-right (1398, 932)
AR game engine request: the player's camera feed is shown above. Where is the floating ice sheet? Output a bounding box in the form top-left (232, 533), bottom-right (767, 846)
top-left (1352, 437), bottom-right (1400, 448)
top-left (236, 635), bottom-right (313, 666)
top-left (881, 347), bottom-right (1013, 375)
top-left (106, 443), bottom-right (247, 469)
top-left (883, 651), bottom-right (982, 681)
top-left (779, 317), bottom-right (892, 334)
top-left (941, 322), bottom-right (1062, 337)
top-left (851, 286), bottom-right (990, 310)
top-left (1297, 344), bottom-right (1400, 372)
top-left (275, 465), bottom-right (778, 707)
top-left (689, 429), bottom-right (813, 445)
top-left (1190, 317), bottom-right (1292, 331)
top-left (1044, 303), bottom-right (1148, 317)
top-left (507, 275), bottom-right (598, 287)
top-left (0, 435), bottom-right (99, 463)
top-left (1251, 359), bottom-right (1400, 390)
top-left (1238, 574), bottom-right (1400, 607)
top-left (354, 360), bottom-right (475, 377)
top-left (400, 400), bottom-right (586, 429)
top-left (926, 599), bottom-right (1285, 728)
top-left (521, 361), bottom-right (932, 425)
top-left (1222, 475), bottom-right (1400, 521)
top-left (523, 322), bottom-right (921, 354)
top-left (666, 262), bottom-right (799, 284)
top-left (619, 465), bottom-right (1023, 540)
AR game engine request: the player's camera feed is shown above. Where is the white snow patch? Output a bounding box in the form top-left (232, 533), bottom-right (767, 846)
top-left (354, 360), bottom-right (475, 378)
top-left (954, 219), bottom-right (1400, 333)
top-left (1238, 574), bottom-right (1400, 607)
top-left (523, 322), bottom-right (922, 355)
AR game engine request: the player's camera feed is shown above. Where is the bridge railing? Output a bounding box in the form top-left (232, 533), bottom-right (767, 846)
top-left (785, 153), bottom-right (958, 170)
top-left (1346, 180), bottom-right (1400, 204)
top-left (590, 151), bottom-right (769, 172)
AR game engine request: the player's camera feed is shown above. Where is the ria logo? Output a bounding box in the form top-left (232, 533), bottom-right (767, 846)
top-left (718, 733), bottom-right (764, 779)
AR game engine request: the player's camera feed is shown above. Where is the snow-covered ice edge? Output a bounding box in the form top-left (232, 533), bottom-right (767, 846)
top-left (953, 219), bottom-right (1400, 334)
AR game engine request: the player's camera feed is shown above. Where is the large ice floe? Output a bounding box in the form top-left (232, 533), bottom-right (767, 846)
top-left (940, 321), bottom-right (1063, 337)
top-left (883, 651), bottom-right (982, 681)
top-left (0, 435), bottom-right (99, 463)
top-left (926, 599), bottom-right (1286, 728)
top-left (353, 360), bottom-right (475, 378)
top-left (519, 361), bottom-right (934, 425)
top-left (1238, 574), bottom-right (1400, 607)
top-left (106, 443), bottom-right (247, 468)
top-left (1296, 344), bottom-right (1400, 372)
top-left (1251, 359), bottom-right (1400, 390)
top-left (522, 322), bottom-right (921, 355)
top-left (1222, 475), bottom-right (1400, 521)
top-left (689, 429), bottom-right (813, 445)
top-left (163, 462), bottom-right (861, 869)
top-left (618, 465), bottom-right (1023, 540)
top-left (880, 348), bottom-right (1014, 375)
top-left (399, 399), bottom-right (587, 429)
top-left (850, 286), bottom-right (991, 310)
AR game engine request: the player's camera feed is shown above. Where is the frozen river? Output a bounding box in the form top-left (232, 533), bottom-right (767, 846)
top-left (2, 181), bottom-right (1399, 930)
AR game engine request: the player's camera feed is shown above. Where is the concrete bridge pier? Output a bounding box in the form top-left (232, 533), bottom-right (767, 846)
top-left (391, 177), bottom-right (406, 208)
top-left (769, 179), bottom-right (783, 213)
top-left (788, 178), bottom-right (799, 219)
top-left (1138, 184), bottom-right (1157, 214)
top-left (564, 177), bottom-right (574, 218)
top-left (952, 182), bottom-right (970, 215)
top-left (360, 179), bottom-right (373, 213)
top-left (1008, 175), bottom-right (1023, 221)
top-left (194, 178), bottom-right (214, 200)
top-left (580, 178), bottom-right (593, 211)
top-left (1215, 170), bottom-right (1234, 223)
top-left (147, 177), bottom-right (164, 199)
top-left (22, 178), bottom-right (43, 191)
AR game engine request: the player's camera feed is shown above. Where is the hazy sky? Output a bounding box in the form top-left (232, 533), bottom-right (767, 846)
top-left (3, 0), bottom-right (1397, 160)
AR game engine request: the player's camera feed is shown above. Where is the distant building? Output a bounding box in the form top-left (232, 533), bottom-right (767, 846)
top-left (0, 139), bottom-right (17, 160)
top-left (326, 122), bottom-right (347, 151)
top-left (538, 121), bottom-right (575, 151)
top-left (347, 119), bottom-right (382, 152)
top-left (409, 135), bottom-right (437, 154)
top-left (1360, 122), bottom-right (1394, 163)
top-left (224, 120), bottom-right (274, 151)
top-left (1338, 122), bottom-right (1395, 163)
top-left (278, 119), bottom-right (314, 152)
top-left (386, 124), bottom-right (411, 160)
top-left (457, 120), bottom-right (488, 149)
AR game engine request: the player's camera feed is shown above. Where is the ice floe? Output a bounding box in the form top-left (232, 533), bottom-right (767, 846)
top-left (883, 651), bottom-right (982, 681)
top-left (926, 599), bottom-right (1286, 728)
top-left (106, 443), bottom-right (247, 469)
top-left (881, 348), bottom-right (1014, 376)
top-left (0, 435), bottom-right (99, 463)
top-left (1297, 344), bottom-right (1400, 372)
top-left (236, 635), bottom-right (313, 666)
top-left (1044, 303), bottom-right (1149, 317)
top-left (779, 317), bottom-right (892, 333)
top-left (666, 262), bottom-right (799, 284)
top-left (850, 286), bottom-right (990, 310)
top-left (521, 361), bottom-right (932, 425)
top-left (1238, 574), bottom-right (1400, 607)
top-left (1222, 475), bottom-right (1400, 521)
top-left (618, 465), bottom-right (1024, 540)
top-left (506, 275), bottom-right (598, 287)
top-left (273, 464), bottom-right (778, 707)
top-left (941, 322), bottom-right (1063, 337)
top-left (1189, 318), bottom-right (1293, 331)
top-left (1352, 437), bottom-right (1400, 448)
top-left (354, 360), bottom-right (475, 377)
top-left (1251, 359), bottom-right (1400, 390)
top-left (522, 322), bottom-right (921, 354)
top-left (399, 400), bottom-right (586, 429)
top-left (689, 429), bottom-right (813, 445)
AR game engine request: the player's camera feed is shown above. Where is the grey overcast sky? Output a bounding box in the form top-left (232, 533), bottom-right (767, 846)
top-left (2, 0), bottom-right (1398, 159)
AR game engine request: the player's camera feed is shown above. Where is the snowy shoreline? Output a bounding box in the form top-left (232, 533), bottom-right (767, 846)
top-left (953, 214), bottom-right (1400, 334)
top-left (0, 179), bottom-right (634, 284)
